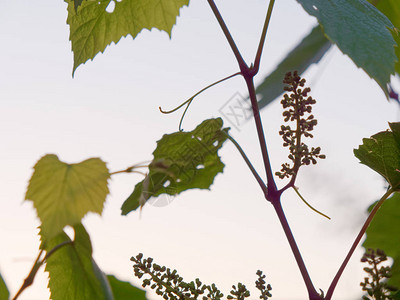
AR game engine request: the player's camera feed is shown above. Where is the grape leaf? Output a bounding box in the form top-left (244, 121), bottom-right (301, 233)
top-left (363, 193), bottom-right (400, 288)
top-left (354, 122), bottom-right (400, 190)
top-left (25, 154), bottom-right (110, 241)
top-left (297, 0), bottom-right (397, 97)
top-left (0, 272), bottom-right (9, 300)
top-left (374, 0), bottom-right (400, 74)
top-left (121, 118), bottom-right (229, 215)
top-left (44, 223), bottom-right (113, 300)
top-left (74, 0), bottom-right (84, 11)
top-left (66, 0), bottom-right (189, 75)
top-left (257, 25), bottom-right (331, 109)
top-left (107, 275), bottom-right (147, 300)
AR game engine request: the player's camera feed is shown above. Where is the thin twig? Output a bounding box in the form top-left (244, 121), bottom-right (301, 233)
top-left (253, 0), bottom-right (276, 73)
top-left (159, 72), bottom-right (241, 131)
top-left (110, 163), bottom-right (150, 176)
top-left (325, 188), bottom-right (395, 299)
top-left (224, 132), bottom-right (268, 198)
top-left (292, 186), bottom-right (330, 220)
top-left (12, 250), bottom-right (44, 300)
top-left (206, 0), bottom-right (248, 72)
top-left (12, 241), bottom-right (72, 300)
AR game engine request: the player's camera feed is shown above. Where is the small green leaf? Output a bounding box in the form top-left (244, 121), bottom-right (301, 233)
top-left (0, 272), bottom-right (9, 300)
top-left (25, 154), bottom-right (110, 241)
top-left (297, 0), bottom-right (397, 97)
top-left (257, 25), bottom-right (331, 109)
top-left (354, 123), bottom-right (400, 190)
top-left (107, 275), bottom-right (147, 300)
top-left (363, 193), bottom-right (400, 289)
top-left (44, 223), bottom-right (114, 300)
top-left (66, 0), bottom-right (189, 75)
top-left (121, 118), bottom-right (229, 215)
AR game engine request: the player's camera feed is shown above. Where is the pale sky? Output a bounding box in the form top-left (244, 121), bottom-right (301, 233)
top-left (1, 0), bottom-right (399, 299)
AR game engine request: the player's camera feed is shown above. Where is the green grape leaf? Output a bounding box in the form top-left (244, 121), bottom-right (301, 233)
top-left (257, 25), bottom-right (332, 109)
top-left (297, 0), bottom-right (397, 97)
top-left (0, 272), bottom-right (9, 300)
top-left (107, 275), bottom-right (147, 300)
top-left (354, 123), bottom-right (400, 190)
top-left (363, 193), bottom-right (400, 288)
top-left (374, 0), bottom-right (400, 74)
top-left (121, 118), bottom-right (229, 215)
top-left (394, 290), bottom-right (400, 299)
top-left (66, 0), bottom-right (189, 75)
top-left (74, 0), bottom-right (84, 11)
top-left (25, 154), bottom-right (110, 241)
top-left (44, 223), bottom-right (113, 300)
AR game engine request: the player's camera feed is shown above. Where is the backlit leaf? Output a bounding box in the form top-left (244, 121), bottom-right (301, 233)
top-left (354, 123), bottom-right (400, 190)
top-left (297, 0), bottom-right (397, 97)
top-left (25, 154), bottom-right (110, 241)
top-left (0, 272), bottom-right (9, 300)
top-left (363, 192), bottom-right (400, 288)
top-left (107, 275), bottom-right (147, 300)
top-left (121, 118), bottom-right (229, 215)
top-left (66, 0), bottom-right (189, 75)
top-left (44, 223), bottom-right (113, 300)
top-left (257, 25), bottom-right (331, 109)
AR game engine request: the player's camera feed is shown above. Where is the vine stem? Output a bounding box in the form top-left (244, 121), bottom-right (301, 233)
top-left (245, 77), bottom-right (277, 195)
top-left (273, 199), bottom-right (321, 299)
top-left (205, 0), bottom-right (322, 298)
top-left (12, 241), bottom-right (72, 300)
top-left (224, 132), bottom-right (268, 198)
top-left (325, 188), bottom-right (395, 300)
top-left (253, 0), bottom-right (275, 72)
top-left (206, 0), bottom-right (248, 72)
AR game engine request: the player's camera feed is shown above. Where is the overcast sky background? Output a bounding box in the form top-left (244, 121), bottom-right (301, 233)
top-left (1, 0), bottom-right (400, 299)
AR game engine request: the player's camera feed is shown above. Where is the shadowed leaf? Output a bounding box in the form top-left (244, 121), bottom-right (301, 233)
top-left (107, 275), bottom-right (147, 300)
top-left (373, 0), bottom-right (400, 75)
top-left (297, 0), bottom-right (397, 97)
top-left (257, 25), bottom-right (331, 109)
top-left (354, 123), bottom-right (400, 190)
top-left (364, 193), bottom-right (400, 289)
top-left (121, 118), bottom-right (229, 215)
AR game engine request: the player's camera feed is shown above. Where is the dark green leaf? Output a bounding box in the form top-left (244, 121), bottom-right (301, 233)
top-left (0, 272), bottom-right (9, 300)
top-left (121, 118), bottom-right (229, 215)
top-left (297, 0), bottom-right (397, 97)
top-left (363, 193), bottom-right (400, 289)
top-left (107, 275), bottom-right (147, 300)
top-left (354, 123), bottom-right (400, 190)
top-left (25, 155), bottom-right (110, 241)
top-left (66, 0), bottom-right (189, 75)
top-left (44, 223), bottom-right (114, 300)
top-left (393, 290), bottom-right (400, 299)
top-left (373, 0), bottom-right (400, 74)
top-left (257, 25), bottom-right (331, 109)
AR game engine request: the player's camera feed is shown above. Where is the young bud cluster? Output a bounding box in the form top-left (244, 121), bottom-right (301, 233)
top-left (360, 248), bottom-right (398, 299)
top-left (255, 270), bottom-right (272, 299)
top-left (131, 253), bottom-right (272, 300)
top-left (276, 71), bottom-right (325, 179)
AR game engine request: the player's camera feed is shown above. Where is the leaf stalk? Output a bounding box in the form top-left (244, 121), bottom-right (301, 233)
top-left (325, 188), bottom-right (395, 299)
